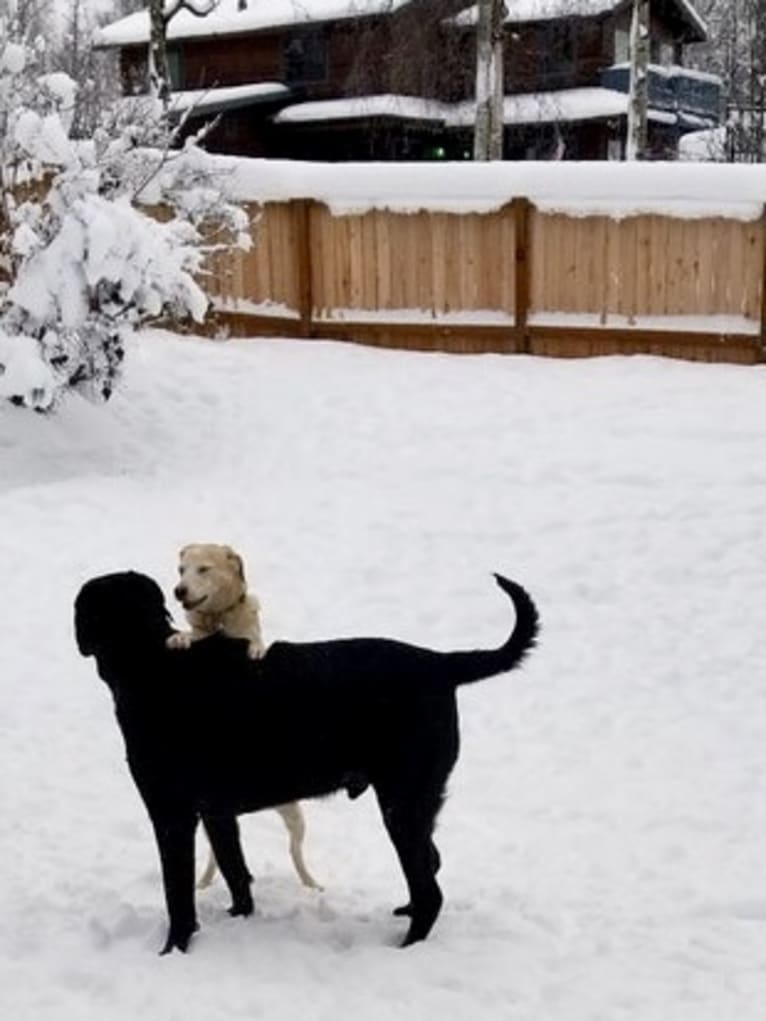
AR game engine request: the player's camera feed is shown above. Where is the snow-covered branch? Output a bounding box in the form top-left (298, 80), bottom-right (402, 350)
top-left (0, 20), bottom-right (250, 412)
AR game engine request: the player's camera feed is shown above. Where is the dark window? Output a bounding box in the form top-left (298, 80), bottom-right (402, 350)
top-left (283, 30), bottom-right (327, 85)
top-left (541, 23), bottom-right (575, 86)
top-left (167, 48), bottom-right (184, 90)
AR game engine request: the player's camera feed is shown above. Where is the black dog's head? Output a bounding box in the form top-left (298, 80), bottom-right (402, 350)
top-left (75, 571), bottom-right (173, 663)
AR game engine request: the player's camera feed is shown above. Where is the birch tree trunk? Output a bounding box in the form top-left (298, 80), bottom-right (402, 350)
top-left (148, 0), bottom-right (171, 106)
top-left (146, 0), bottom-right (219, 109)
top-left (474, 0), bottom-right (506, 160)
top-left (626, 0), bottom-right (650, 160)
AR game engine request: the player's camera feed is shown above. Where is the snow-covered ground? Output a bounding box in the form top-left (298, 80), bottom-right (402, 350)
top-left (2, 331), bottom-right (766, 1020)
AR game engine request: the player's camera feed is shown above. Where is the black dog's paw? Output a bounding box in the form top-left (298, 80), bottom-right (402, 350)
top-left (160, 923), bottom-right (198, 955)
top-left (393, 903), bottom-right (413, 917)
top-left (228, 894), bottom-right (254, 918)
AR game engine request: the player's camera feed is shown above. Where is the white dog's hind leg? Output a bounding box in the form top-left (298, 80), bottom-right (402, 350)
top-left (275, 802), bottom-right (323, 890)
top-left (197, 846), bottom-right (218, 889)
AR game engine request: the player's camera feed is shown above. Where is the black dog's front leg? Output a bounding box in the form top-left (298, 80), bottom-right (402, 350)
top-left (151, 813), bottom-right (199, 954)
top-left (202, 815), bottom-right (254, 917)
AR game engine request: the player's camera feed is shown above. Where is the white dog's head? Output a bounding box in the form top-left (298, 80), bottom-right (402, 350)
top-left (173, 543), bottom-right (246, 615)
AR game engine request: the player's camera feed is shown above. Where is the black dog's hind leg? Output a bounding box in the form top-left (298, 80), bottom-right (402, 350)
top-left (202, 815), bottom-right (254, 917)
top-left (376, 789), bottom-right (444, 947)
top-left (393, 840), bottom-right (441, 917)
top-left (151, 813), bottom-right (199, 955)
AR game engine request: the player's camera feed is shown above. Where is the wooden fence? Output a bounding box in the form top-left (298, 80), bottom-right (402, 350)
top-left (202, 198), bottom-right (766, 364)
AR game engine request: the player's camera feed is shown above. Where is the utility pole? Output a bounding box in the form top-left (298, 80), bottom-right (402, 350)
top-left (474, 0), bottom-right (506, 160)
top-left (626, 0), bottom-right (650, 160)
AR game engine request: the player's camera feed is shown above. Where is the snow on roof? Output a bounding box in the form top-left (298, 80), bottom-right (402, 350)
top-left (450, 0), bottom-right (619, 26)
top-left (115, 82), bottom-right (290, 120)
top-left (452, 0), bottom-right (707, 38)
top-left (274, 94), bottom-right (447, 125)
top-left (610, 61), bottom-right (720, 85)
top-left (96, 0), bottom-right (709, 48)
top-left (470, 87), bottom-right (632, 126)
top-left (200, 157), bottom-right (766, 222)
top-left (274, 87), bottom-right (664, 128)
top-left (96, 0), bottom-right (412, 48)
top-left (171, 81), bottom-right (290, 115)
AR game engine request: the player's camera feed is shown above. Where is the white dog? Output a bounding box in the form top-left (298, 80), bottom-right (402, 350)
top-left (167, 543), bottom-right (321, 891)
top-left (168, 542), bottom-right (265, 659)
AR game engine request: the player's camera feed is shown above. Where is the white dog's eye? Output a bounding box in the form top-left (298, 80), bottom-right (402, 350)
top-left (198, 566), bottom-right (210, 574)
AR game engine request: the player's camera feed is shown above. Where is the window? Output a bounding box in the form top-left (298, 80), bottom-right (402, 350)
top-left (283, 31), bottom-right (327, 85)
top-left (540, 23), bottom-right (575, 85)
top-left (614, 26), bottom-right (629, 63)
top-left (167, 48), bottom-right (184, 90)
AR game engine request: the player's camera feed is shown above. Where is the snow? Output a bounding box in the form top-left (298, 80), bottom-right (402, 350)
top-left (610, 60), bottom-right (721, 85)
top-left (0, 330), bottom-right (58, 405)
top-left (214, 158), bottom-right (766, 221)
top-left (274, 93), bottom-right (447, 125)
top-left (451, 1), bottom-right (620, 28)
top-left (95, 0), bottom-right (709, 47)
top-left (39, 70), bottom-right (78, 108)
top-left (13, 108), bottom-right (76, 166)
top-left (3, 329), bottom-right (766, 1019)
top-left (274, 87), bottom-right (641, 128)
top-left (0, 39), bottom-right (26, 74)
top-left (679, 127), bottom-right (725, 162)
top-left (171, 82), bottom-right (290, 115)
top-left (314, 307), bottom-right (517, 325)
top-left (527, 311), bottom-right (761, 335)
top-left (118, 82), bottom-right (290, 119)
top-left (212, 296), bottom-right (300, 319)
top-left (8, 192), bottom-right (209, 330)
top-left (95, 0), bottom-right (413, 47)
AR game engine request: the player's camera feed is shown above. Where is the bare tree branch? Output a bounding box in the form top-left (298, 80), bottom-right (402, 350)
top-left (164, 0), bottom-right (220, 26)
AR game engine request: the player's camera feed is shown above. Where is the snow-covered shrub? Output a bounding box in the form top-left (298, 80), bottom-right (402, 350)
top-left (0, 21), bottom-right (250, 412)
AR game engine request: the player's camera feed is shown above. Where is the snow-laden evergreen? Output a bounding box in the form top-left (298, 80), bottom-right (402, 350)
top-left (0, 20), bottom-right (249, 411)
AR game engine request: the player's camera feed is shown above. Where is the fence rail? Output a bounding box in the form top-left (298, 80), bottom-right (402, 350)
top-left (203, 197), bottom-right (766, 364)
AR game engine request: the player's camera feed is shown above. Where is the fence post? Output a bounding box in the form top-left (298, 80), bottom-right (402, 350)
top-left (293, 198), bottom-right (314, 338)
top-left (760, 204), bottom-right (766, 359)
top-left (513, 197), bottom-right (531, 353)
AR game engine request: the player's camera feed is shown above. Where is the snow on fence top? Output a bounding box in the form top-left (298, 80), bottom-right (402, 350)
top-left (209, 158), bottom-right (766, 221)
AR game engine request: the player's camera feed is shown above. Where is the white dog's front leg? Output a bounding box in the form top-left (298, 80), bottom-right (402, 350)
top-left (167, 631), bottom-right (193, 650)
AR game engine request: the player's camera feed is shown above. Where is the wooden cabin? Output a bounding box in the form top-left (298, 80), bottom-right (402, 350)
top-left (96, 0), bottom-right (721, 161)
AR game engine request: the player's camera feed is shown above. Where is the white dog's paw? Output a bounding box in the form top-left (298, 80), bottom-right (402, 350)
top-left (167, 631), bottom-right (193, 650)
top-left (246, 641), bottom-right (265, 659)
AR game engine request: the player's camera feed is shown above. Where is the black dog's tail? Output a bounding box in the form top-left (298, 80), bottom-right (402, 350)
top-left (443, 574), bottom-right (539, 688)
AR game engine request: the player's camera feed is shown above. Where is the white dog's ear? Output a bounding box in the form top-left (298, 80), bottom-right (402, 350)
top-left (225, 548), bottom-right (245, 581)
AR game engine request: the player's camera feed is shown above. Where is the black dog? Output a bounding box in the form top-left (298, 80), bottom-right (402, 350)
top-left (75, 571), bottom-right (539, 952)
